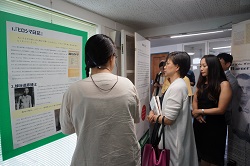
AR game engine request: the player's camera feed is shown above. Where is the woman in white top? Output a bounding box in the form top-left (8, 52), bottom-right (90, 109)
top-left (148, 51), bottom-right (198, 166)
top-left (60, 34), bottom-right (141, 166)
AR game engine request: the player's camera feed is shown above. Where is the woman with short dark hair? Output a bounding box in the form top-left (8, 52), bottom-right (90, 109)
top-left (148, 51), bottom-right (198, 166)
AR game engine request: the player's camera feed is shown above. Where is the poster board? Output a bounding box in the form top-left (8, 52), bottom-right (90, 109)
top-left (0, 11), bottom-right (87, 160)
top-left (227, 19), bottom-right (250, 166)
top-left (229, 60), bottom-right (250, 166)
top-left (134, 32), bottom-right (150, 139)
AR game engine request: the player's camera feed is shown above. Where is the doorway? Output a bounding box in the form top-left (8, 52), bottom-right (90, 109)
top-left (151, 53), bottom-right (168, 95)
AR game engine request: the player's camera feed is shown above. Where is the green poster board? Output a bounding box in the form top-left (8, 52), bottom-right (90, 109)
top-left (0, 11), bottom-right (87, 160)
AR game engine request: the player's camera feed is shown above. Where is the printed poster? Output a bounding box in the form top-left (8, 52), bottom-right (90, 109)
top-left (228, 60), bottom-right (250, 166)
top-left (7, 21), bottom-right (82, 149)
top-left (134, 32), bottom-right (150, 140)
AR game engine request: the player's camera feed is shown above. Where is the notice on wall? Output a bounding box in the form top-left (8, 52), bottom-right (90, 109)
top-left (7, 22), bottom-right (82, 149)
top-left (134, 32), bottom-right (150, 140)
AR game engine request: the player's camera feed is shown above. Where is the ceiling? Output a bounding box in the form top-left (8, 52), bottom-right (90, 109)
top-left (65, 0), bottom-right (250, 47)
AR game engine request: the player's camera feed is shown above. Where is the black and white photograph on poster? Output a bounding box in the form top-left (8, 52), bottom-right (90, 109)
top-left (14, 87), bottom-right (35, 110)
top-left (233, 73), bottom-right (250, 143)
top-left (228, 60), bottom-right (250, 166)
top-left (54, 108), bottom-right (61, 132)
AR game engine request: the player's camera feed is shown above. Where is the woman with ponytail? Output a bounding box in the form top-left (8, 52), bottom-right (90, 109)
top-left (60, 34), bottom-right (141, 166)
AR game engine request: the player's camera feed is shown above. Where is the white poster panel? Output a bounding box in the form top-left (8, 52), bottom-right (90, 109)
top-left (228, 63), bottom-right (250, 164)
top-left (7, 22), bottom-right (82, 149)
top-left (134, 32), bottom-right (150, 139)
top-left (231, 19), bottom-right (250, 61)
top-left (228, 19), bottom-right (250, 165)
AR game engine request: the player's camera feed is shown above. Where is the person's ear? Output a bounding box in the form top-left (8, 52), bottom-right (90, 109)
top-left (109, 55), bottom-right (114, 63)
top-left (175, 65), bottom-right (180, 71)
top-left (108, 55), bottom-right (115, 66)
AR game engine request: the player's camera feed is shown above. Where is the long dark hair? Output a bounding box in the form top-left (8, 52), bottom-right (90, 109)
top-left (85, 34), bottom-right (116, 76)
top-left (166, 51), bottom-right (190, 78)
top-left (196, 55), bottom-right (227, 102)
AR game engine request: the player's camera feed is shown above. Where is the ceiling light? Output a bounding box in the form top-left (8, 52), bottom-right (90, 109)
top-left (187, 52), bottom-right (195, 55)
top-left (212, 46), bottom-right (231, 50)
top-left (170, 29), bottom-right (231, 38)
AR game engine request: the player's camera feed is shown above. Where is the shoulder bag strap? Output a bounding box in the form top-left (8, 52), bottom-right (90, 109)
top-left (161, 116), bottom-right (166, 149)
top-left (150, 115), bottom-right (161, 145)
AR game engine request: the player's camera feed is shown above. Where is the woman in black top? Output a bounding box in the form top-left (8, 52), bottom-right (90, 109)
top-left (192, 55), bottom-right (232, 166)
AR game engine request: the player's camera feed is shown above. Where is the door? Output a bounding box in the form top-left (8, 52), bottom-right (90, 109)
top-left (121, 30), bottom-right (135, 83)
top-left (151, 53), bottom-right (168, 94)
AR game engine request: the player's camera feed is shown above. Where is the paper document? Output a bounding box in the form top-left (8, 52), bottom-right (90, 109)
top-left (150, 96), bottom-right (161, 115)
top-left (155, 96), bottom-right (162, 114)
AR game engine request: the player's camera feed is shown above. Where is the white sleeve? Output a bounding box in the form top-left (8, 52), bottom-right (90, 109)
top-left (129, 84), bottom-right (140, 123)
top-left (60, 90), bottom-right (75, 134)
top-left (162, 81), bottom-right (186, 121)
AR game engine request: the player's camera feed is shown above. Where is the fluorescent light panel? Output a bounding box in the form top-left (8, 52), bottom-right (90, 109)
top-left (213, 46), bottom-right (231, 50)
top-left (170, 29), bottom-right (231, 38)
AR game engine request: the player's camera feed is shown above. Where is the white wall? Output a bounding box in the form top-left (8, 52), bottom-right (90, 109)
top-left (151, 44), bottom-right (182, 54)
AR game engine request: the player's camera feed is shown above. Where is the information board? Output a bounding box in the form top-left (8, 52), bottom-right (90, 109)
top-left (0, 11), bottom-right (87, 160)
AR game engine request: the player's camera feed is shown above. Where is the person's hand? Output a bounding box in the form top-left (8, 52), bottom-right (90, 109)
top-left (192, 109), bottom-right (206, 123)
top-left (192, 109), bottom-right (200, 118)
top-left (195, 115), bottom-right (206, 123)
top-left (154, 83), bottom-right (159, 87)
top-left (147, 111), bottom-right (155, 123)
